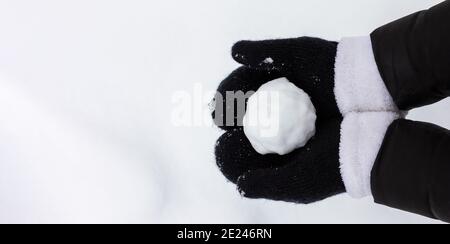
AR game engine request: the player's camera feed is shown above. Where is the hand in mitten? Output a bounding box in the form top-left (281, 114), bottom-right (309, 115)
top-left (215, 118), bottom-right (344, 204)
top-left (212, 36), bottom-right (401, 203)
top-left (213, 37), bottom-right (341, 130)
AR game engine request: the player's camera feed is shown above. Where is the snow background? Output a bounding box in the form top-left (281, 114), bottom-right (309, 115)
top-left (0, 0), bottom-right (446, 224)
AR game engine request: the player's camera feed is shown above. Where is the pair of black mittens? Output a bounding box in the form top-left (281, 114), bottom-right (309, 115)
top-left (213, 37), bottom-right (346, 204)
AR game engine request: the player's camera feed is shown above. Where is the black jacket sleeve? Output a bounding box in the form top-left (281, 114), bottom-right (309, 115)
top-left (369, 1), bottom-right (450, 222)
top-left (371, 0), bottom-right (450, 110)
top-left (371, 119), bottom-right (450, 222)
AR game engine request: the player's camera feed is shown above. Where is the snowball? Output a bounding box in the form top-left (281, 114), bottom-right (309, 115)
top-left (243, 78), bottom-right (316, 155)
top-left (263, 57), bottom-right (274, 64)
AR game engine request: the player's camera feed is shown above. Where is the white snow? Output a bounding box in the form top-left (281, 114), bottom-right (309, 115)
top-left (0, 0), bottom-right (445, 224)
top-left (263, 57), bottom-right (274, 64)
top-left (243, 78), bottom-right (316, 155)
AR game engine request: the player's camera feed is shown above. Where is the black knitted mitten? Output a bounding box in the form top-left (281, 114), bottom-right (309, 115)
top-left (213, 37), bottom-right (340, 130)
top-left (215, 118), bottom-right (345, 204)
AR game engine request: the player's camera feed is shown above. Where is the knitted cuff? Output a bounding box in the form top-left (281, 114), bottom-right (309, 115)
top-left (334, 36), bottom-right (399, 115)
top-left (339, 112), bottom-right (400, 198)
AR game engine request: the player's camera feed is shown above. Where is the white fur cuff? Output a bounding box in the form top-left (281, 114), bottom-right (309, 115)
top-left (334, 36), bottom-right (399, 115)
top-left (339, 112), bottom-right (400, 198)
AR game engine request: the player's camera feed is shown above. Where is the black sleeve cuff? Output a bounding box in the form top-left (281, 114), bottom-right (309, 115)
top-left (371, 119), bottom-right (450, 222)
